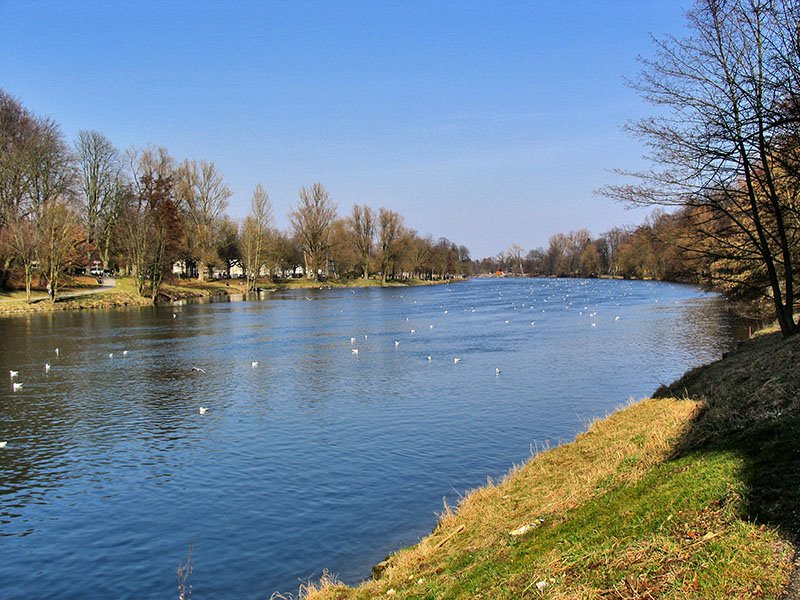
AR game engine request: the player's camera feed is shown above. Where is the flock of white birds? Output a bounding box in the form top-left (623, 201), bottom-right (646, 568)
top-left (2, 283), bottom-right (634, 451)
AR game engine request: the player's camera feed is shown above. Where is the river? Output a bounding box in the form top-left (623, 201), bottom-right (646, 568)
top-left (0, 278), bottom-right (748, 598)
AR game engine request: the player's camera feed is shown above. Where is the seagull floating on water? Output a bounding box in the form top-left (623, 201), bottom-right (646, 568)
top-left (453, 357), bottom-right (462, 364)
top-left (426, 356), bottom-right (432, 361)
top-left (45, 363), bottom-right (50, 373)
top-left (251, 361), bottom-right (259, 368)
top-left (122, 350), bottom-right (128, 356)
top-left (9, 370), bottom-right (18, 379)
top-left (350, 337), bottom-right (356, 344)
top-left (12, 383), bottom-right (23, 391)
top-left (199, 406), bottom-right (208, 414)
top-left (54, 348), bottom-right (59, 356)
top-left (109, 353), bottom-right (114, 359)
top-left (192, 367), bottom-right (206, 374)
top-left (0, 441), bottom-right (7, 449)
top-left (496, 367), bottom-right (501, 375)
top-left (395, 341), bottom-right (400, 347)
top-left (351, 348), bottom-right (359, 355)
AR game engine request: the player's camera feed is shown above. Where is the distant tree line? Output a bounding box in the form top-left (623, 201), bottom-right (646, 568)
top-left (0, 90), bottom-right (471, 302)
top-left (477, 207), bottom-right (707, 279)
top-left (476, 211), bottom-right (688, 283)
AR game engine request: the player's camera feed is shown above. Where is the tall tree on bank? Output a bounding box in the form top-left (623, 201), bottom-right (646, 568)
top-left (505, 243), bottom-right (526, 275)
top-left (0, 90), bottom-right (75, 288)
top-left (121, 147), bottom-right (180, 299)
top-left (348, 204), bottom-right (375, 279)
top-left (2, 216), bottom-right (37, 301)
top-left (38, 198), bottom-right (84, 302)
top-left (240, 183), bottom-right (273, 292)
top-left (175, 159), bottom-right (231, 281)
top-left (75, 130), bottom-right (124, 267)
top-left (603, 0), bottom-right (800, 338)
top-left (290, 182), bottom-right (337, 280)
top-left (378, 208), bottom-right (405, 283)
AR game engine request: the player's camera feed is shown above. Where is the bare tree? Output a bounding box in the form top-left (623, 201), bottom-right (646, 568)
top-left (0, 90), bottom-right (76, 287)
top-left (378, 208), bottom-right (405, 283)
top-left (348, 204), bottom-right (376, 279)
top-left (505, 243), bottom-right (526, 275)
top-left (75, 130), bottom-right (123, 266)
top-left (603, 0), bottom-right (800, 337)
top-left (122, 146), bottom-right (179, 299)
top-left (240, 183), bottom-right (273, 292)
top-left (407, 234), bottom-right (433, 279)
top-left (175, 159), bottom-right (231, 281)
top-left (289, 182), bottom-right (337, 280)
top-left (1, 216), bottom-right (37, 301)
top-left (37, 198), bottom-right (84, 302)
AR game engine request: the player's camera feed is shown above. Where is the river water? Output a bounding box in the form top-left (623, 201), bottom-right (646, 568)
top-left (0, 278), bottom-right (746, 598)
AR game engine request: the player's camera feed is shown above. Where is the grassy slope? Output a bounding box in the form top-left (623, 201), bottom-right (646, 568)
top-left (303, 330), bottom-right (800, 599)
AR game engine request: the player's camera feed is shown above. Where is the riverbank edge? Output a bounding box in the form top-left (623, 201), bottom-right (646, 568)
top-left (300, 326), bottom-right (800, 599)
top-left (0, 277), bottom-right (459, 316)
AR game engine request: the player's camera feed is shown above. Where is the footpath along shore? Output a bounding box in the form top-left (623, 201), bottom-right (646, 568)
top-left (299, 326), bottom-right (800, 599)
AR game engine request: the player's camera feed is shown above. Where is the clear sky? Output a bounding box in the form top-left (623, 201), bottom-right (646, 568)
top-left (0, 0), bottom-right (691, 259)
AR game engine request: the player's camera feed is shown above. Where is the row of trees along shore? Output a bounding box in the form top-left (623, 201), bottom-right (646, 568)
top-left (0, 89), bottom-right (471, 303)
top-left (482, 0), bottom-right (800, 339)
top-left (479, 206), bottom-right (755, 290)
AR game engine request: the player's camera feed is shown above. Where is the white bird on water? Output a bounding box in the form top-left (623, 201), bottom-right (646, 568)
top-left (0, 441), bottom-right (7, 449)
top-left (453, 357), bottom-right (462, 364)
top-left (350, 337), bottom-right (356, 344)
top-left (192, 367), bottom-right (206, 374)
top-left (123, 350), bottom-right (128, 356)
top-left (426, 356), bottom-right (432, 361)
top-left (12, 383), bottom-right (23, 391)
top-left (496, 367), bottom-right (501, 376)
top-left (9, 370), bottom-right (18, 379)
top-left (395, 340), bottom-right (400, 347)
top-left (55, 347), bottom-right (59, 356)
top-left (45, 363), bottom-right (50, 373)
top-left (109, 352), bottom-right (114, 359)
top-left (251, 361), bottom-right (259, 368)
top-left (351, 348), bottom-right (359, 355)
top-left (199, 406), bottom-right (208, 414)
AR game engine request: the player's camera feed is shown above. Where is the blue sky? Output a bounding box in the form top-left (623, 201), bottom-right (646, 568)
top-left (0, 1), bottom-right (690, 259)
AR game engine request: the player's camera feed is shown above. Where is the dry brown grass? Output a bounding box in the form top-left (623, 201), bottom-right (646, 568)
top-left (304, 398), bottom-right (746, 600)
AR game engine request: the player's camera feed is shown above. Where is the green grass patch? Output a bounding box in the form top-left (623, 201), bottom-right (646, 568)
top-left (304, 393), bottom-right (797, 599)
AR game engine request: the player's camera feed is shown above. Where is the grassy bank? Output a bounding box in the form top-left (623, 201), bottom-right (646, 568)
top-left (301, 329), bottom-right (800, 599)
top-left (0, 276), bottom-right (453, 315)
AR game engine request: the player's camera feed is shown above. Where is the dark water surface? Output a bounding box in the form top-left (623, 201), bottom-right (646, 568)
top-left (0, 278), bottom-right (746, 598)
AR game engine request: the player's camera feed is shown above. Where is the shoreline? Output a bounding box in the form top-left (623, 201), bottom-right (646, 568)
top-left (302, 325), bottom-right (799, 599)
top-left (0, 276), bottom-right (460, 316)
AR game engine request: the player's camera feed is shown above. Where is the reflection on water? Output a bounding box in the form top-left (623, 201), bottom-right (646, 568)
top-left (0, 278), bottom-right (746, 598)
